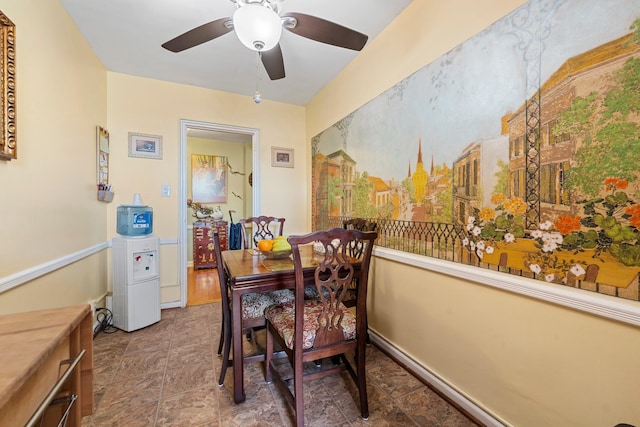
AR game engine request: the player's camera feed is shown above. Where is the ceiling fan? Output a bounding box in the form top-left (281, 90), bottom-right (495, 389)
top-left (161, 0), bottom-right (368, 81)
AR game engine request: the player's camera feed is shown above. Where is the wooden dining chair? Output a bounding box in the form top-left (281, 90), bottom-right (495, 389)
top-left (343, 218), bottom-right (377, 258)
top-left (212, 229), bottom-right (294, 386)
top-left (264, 228), bottom-right (377, 426)
top-left (238, 216), bottom-right (286, 249)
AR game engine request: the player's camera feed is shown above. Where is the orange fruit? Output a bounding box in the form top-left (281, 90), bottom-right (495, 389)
top-left (257, 239), bottom-right (274, 251)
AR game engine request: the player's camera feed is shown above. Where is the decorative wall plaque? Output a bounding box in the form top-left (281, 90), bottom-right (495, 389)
top-left (0, 11), bottom-right (16, 160)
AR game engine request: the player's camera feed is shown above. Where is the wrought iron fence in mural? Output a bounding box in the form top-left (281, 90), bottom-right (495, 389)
top-left (326, 216), bottom-right (640, 301)
top-left (327, 216), bottom-right (473, 264)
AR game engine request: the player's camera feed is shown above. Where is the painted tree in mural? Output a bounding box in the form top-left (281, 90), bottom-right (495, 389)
top-left (402, 176), bottom-right (416, 204)
top-left (431, 164), bottom-right (453, 223)
top-left (559, 19), bottom-right (640, 199)
top-left (327, 175), bottom-right (343, 215)
top-left (352, 172), bottom-right (377, 218)
top-left (493, 160), bottom-right (509, 197)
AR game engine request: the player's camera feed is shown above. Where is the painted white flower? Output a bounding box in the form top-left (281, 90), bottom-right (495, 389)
top-left (542, 242), bottom-right (557, 253)
top-left (472, 226), bottom-right (482, 236)
top-left (462, 237), bottom-right (470, 247)
top-left (570, 264), bottom-right (586, 277)
top-left (476, 241), bottom-right (486, 251)
top-left (485, 245), bottom-right (495, 254)
top-left (470, 241), bottom-right (476, 251)
top-left (504, 233), bottom-right (515, 243)
top-left (529, 263), bottom-right (542, 274)
top-left (539, 220), bottom-right (553, 231)
top-left (476, 249), bottom-right (484, 259)
top-left (467, 216), bottom-right (476, 225)
top-left (466, 223), bottom-right (474, 231)
top-left (545, 273), bottom-right (555, 282)
top-left (531, 229), bottom-right (543, 239)
top-left (550, 232), bottom-right (563, 244)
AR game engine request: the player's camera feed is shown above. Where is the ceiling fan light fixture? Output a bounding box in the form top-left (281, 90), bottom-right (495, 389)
top-left (233, 4), bottom-right (282, 52)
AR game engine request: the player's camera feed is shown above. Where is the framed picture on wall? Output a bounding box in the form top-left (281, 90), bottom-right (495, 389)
top-left (192, 154), bottom-right (227, 203)
top-left (97, 126), bottom-right (109, 185)
top-left (128, 132), bottom-right (163, 159)
top-left (271, 147), bottom-right (294, 168)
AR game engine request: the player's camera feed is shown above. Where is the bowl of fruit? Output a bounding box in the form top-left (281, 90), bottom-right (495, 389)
top-left (257, 236), bottom-right (292, 259)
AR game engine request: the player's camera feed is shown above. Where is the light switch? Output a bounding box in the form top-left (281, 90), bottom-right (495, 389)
top-left (161, 184), bottom-right (171, 197)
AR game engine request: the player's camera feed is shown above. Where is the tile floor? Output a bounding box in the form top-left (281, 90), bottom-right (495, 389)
top-left (82, 303), bottom-right (478, 426)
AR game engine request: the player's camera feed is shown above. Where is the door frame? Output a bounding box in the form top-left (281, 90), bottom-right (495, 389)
top-left (179, 119), bottom-right (260, 307)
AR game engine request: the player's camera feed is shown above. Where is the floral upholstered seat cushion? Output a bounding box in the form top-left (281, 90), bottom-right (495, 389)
top-left (264, 300), bottom-right (356, 350)
top-left (241, 290), bottom-right (294, 320)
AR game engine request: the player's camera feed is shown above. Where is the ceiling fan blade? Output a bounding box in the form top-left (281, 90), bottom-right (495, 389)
top-left (162, 18), bottom-right (232, 52)
top-left (261, 45), bottom-right (285, 80)
top-left (283, 13), bottom-right (368, 51)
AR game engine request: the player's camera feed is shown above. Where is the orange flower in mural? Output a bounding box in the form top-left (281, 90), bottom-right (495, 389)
top-left (604, 177), bottom-right (629, 190)
top-left (625, 204), bottom-right (640, 217)
top-left (491, 193), bottom-right (506, 205)
top-left (503, 197), bottom-right (527, 216)
top-left (626, 204), bottom-right (640, 229)
top-left (554, 215), bottom-right (582, 235)
top-left (479, 207), bottom-right (496, 222)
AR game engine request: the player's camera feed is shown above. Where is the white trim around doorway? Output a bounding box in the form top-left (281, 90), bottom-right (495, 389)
top-left (179, 119), bottom-right (260, 308)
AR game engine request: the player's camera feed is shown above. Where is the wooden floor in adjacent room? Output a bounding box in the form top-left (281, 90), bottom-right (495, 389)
top-left (187, 266), bottom-right (222, 306)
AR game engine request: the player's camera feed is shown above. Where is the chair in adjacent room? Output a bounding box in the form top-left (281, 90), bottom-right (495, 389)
top-left (212, 229), bottom-right (293, 386)
top-left (238, 215), bottom-right (286, 249)
top-left (264, 228), bottom-right (377, 427)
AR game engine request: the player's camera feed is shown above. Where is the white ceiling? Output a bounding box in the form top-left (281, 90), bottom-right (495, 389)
top-left (60, 0), bottom-right (412, 106)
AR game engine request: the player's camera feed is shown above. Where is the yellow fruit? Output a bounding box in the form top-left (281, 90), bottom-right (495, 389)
top-left (257, 240), bottom-right (274, 251)
top-left (273, 241), bottom-right (291, 251)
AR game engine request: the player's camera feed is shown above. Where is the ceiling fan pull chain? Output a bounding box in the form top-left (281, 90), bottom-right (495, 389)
top-left (254, 52), bottom-right (262, 104)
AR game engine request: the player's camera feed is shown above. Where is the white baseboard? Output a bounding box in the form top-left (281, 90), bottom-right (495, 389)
top-left (368, 330), bottom-right (508, 427)
top-left (161, 301), bottom-right (183, 309)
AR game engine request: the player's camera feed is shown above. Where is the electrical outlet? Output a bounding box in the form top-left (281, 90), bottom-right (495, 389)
top-left (161, 184), bottom-right (171, 197)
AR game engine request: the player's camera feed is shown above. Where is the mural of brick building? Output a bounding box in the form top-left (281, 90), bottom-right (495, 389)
top-left (367, 175), bottom-right (391, 209)
top-left (506, 33), bottom-right (640, 220)
top-left (326, 150), bottom-right (357, 217)
top-left (452, 135), bottom-right (509, 225)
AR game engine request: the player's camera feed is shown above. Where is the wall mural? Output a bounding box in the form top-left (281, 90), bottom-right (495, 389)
top-left (312, 0), bottom-right (640, 301)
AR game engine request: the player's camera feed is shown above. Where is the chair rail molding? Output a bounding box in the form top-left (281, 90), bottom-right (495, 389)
top-left (0, 242), bottom-right (108, 294)
top-left (374, 247), bottom-right (640, 328)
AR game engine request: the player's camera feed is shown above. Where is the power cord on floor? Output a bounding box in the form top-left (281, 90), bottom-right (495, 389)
top-left (93, 307), bottom-right (117, 337)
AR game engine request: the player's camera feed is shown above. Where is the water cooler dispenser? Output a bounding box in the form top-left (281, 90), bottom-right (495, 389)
top-left (112, 235), bottom-right (161, 332)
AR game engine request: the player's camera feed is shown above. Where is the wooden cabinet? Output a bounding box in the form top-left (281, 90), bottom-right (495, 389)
top-left (0, 305), bottom-right (93, 427)
top-left (194, 220), bottom-right (228, 269)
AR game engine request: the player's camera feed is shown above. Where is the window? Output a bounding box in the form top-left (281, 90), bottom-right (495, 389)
top-left (540, 163), bottom-right (557, 204)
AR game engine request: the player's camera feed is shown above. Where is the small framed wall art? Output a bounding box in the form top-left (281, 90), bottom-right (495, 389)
top-left (128, 132), bottom-right (163, 159)
top-left (97, 126), bottom-right (109, 185)
top-left (271, 146), bottom-right (294, 168)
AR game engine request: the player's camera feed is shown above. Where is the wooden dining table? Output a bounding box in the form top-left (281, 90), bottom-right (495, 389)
top-left (220, 245), bottom-right (325, 404)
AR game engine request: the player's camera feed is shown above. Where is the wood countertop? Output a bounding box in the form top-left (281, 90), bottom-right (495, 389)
top-left (0, 304), bottom-right (93, 424)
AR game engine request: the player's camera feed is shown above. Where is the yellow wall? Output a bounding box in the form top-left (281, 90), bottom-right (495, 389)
top-left (186, 136), bottom-right (252, 263)
top-left (307, 1), bottom-right (640, 426)
top-left (105, 73), bottom-right (306, 303)
top-left (3, 0), bottom-right (639, 424)
top-left (0, 1), bottom-right (306, 311)
top-left (0, 0), bottom-right (108, 313)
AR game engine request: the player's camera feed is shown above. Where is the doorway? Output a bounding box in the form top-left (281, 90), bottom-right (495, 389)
top-left (179, 119), bottom-right (261, 307)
